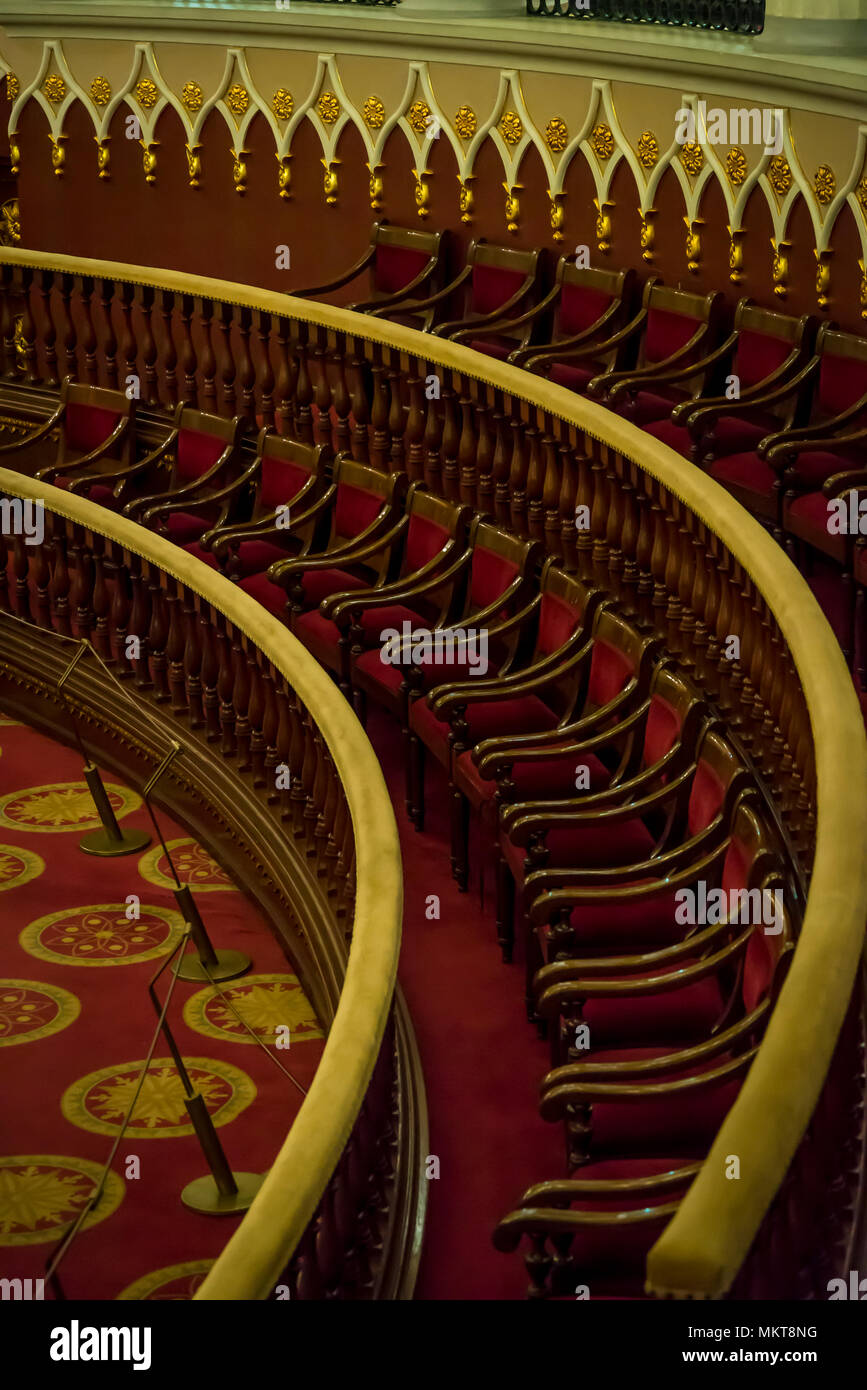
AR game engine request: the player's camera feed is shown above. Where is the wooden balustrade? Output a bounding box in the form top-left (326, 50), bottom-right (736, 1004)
top-left (0, 247), bottom-right (865, 1302)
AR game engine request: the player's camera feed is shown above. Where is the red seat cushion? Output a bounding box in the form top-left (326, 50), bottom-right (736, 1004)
top-left (259, 456), bottom-right (310, 509)
top-left (80, 481), bottom-right (115, 505)
top-left (455, 745), bottom-right (610, 811)
top-left (560, 285), bottom-right (613, 337)
top-left (239, 570), bottom-right (288, 616)
top-left (621, 389), bottom-right (684, 427)
top-left (374, 243), bottom-right (430, 295)
top-left (410, 691), bottom-right (558, 760)
top-left (581, 1049), bottom-right (742, 1156)
top-left (504, 816), bottom-right (655, 881)
top-left (468, 335), bottom-right (514, 361)
top-left (646, 413), bottom-right (770, 459)
top-left (791, 449), bottom-right (864, 489)
top-left (581, 965), bottom-right (724, 1048)
top-left (233, 539), bottom-right (295, 576)
top-left (183, 540), bottom-right (219, 568)
top-left (164, 510), bottom-right (210, 544)
top-left (548, 360), bottom-right (597, 393)
top-left (353, 645), bottom-right (404, 696)
top-left (176, 428), bottom-right (225, 481)
top-left (563, 886), bottom-right (683, 952)
top-left (785, 490), bottom-right (833, 549)
top-left (357, 603), bottom-right (427, 642)
top-left (293, 607), bottom-right (341, 666)
top-left (709, 450), bottom-right (776, 498)
top-left (471, 264), bottom-right (527, 315)
top-left (300, 567), bottom-right (370, 608)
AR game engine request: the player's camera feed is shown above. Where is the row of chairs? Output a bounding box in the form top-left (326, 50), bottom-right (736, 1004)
top-left (303, 222), bottom-right (867, 674)
top-left (1, 378), bottom-right (802, 1298)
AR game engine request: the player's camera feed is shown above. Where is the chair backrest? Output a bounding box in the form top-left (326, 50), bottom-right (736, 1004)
top-left (466, 240), bottom-right (540, 318)
top-left (370, 222), bottom-right (443, 297)
top-left (171, 405), bottom-right (244, 484)
top-left (256, 430), bottom-right (323, 512)
top-left (399, 490), bottom-right (471, 577)
top-left (59, 381), bottom-right (135, 460)
top-left (553, 262), bottom-right (635, 342)
top-left (465, 521), bottom-right (536, 611)
top-left (532, 566), bottom-right (596, 661)
top-left (638, 283), bottom-right (723, 373)
top-left (686, 726), bottom-right (750, 836)
top-left (813, 326), bottom-right (867, 425)
top-left (327, 455), bottom-right (403, 547)
top-left (583, 608), bottom-right (649, 712)
top-left (640, 665), bottom-right (704, 771)
top-left (732, 302), bottom-right (816, 395)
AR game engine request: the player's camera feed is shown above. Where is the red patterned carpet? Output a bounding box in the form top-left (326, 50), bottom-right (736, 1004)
top-left (0, 716), bottom-right (324, 1300)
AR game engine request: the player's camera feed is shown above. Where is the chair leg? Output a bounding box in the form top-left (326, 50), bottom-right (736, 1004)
top-left (842, 568), bottom-right (854, 668)
top-left (450, 784), bottom-right (469, 892)
top-left (495, 851), bottom-right (515, 963)
top-left (525, 918), bottom-right (545, 1025)
top-left (409, 732), bottom-right (425, 831)
top-left (856, 583), bottom-right (866, 688)
top-left (353, 687), bottom-right (368, 727)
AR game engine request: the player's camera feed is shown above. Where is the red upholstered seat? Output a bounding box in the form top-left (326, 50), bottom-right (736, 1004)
top-left (560, 887), bottom-right (683, 952)
top-left (645, 306), bottom-right (701, 364)
top-left (468, 335), bottom-right (515, 361)
top-left (176, 428), bottom-right (225, 480)
top-left (581, 964), bottom-right (725, 1048)
top-left (560, 284), bottom-right (613, 336)
top-left (471, 264), bottom-right (527, 315)
top-left (239, 570), bottom-right (289, 616)
top-left (231, 538), bottom-right (295, 576)
top-left (621, 388), bottom-right (687, 427)
top-left (300, 567), bottom-right (370, 608)
top-left (164, 510), bottom-right (210, 544)
top-left (470, 547), bottom-right (520, 608)
top-left (183, 540), bottom-right (219, 568)
top-left (791, 449), bottom-right (866, 488)
top-left (335, 481), bottom-right (387, 538)
top-left (259, 455), bottom-right (310, 509)
top-left (353, 646), bottom-right (404, 695)
top-left (709, 450), bottom-right (776, 498)
top-left (817, 353), bottom-right (867, 420)
top-left (503, 816), bottom-right (655, 880)
top-left (410, 689), bottom-right (558, 755)
top-left (374, 243), bottom-right (430, 295)
top-left (357, 603), bottom-right (428, 641)
top-left (548, 361), bottom-right (597, 394)
top-left (579, 1048), bottom-right (742, 1155)
top-left (455, 745), bottom-right (610, 810)
top-left (784, 490), bottom-right (832, 549)
top-left (65, 402), bottom-right (120, 453)
top-left (646, 413), bottom-right (771, 459)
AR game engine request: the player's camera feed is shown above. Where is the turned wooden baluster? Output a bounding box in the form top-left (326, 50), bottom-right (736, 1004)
top-left (440, 384), bottom-right (461, 501)
top-left (687, 520), bottom-right (711, 684)
top-left (648, 493), bottom-right (669, 633)
top-left (422, 390), bottom-right (443, 494)
top-left (674, 510), bottom-right (697, 666)
top-left (457, 391), bottom-right (478, 509)
top-left (288, 691), bottom-right (309, 824)
top-left (247, 652), bottom-right (267, 786)
top-left (39, 270), bottom-right (60, 388)
top-left (539, 425), bottom-right (561, 559)
top-left (565, 440), bottom-right (590, 578)
top-left (347, 339), bottom-right (370, 462)
top-left (475, 394), bottom-right (495, 517)
top-left (405, 364), bottom-right (426, 482)
top-left (179, 293), bottom-right (199, 407)
top-left (369, 347), bottom-right (390, 470)
top-left (232, 629), bottom-right (253, 770)
top-left (159, 289), bottom-right (178, 408)
top-left (110, 548), bottom-right (133, 673)
top-left (100, 279), bottom-right (119, 393)
top-left (19, 268), bottom-right (39, 384)
top-left (525, 423), bottom-right (545, 544)
top-left (0, 264), bottom-right (16, 377)
top-left (148, 575), bottom-right (171, 702)
top-left (274, 316), bottom-right (294, 435)
top-left (67, 525), bottom-right (94, 639)
top-left (255, 309), bottom-right (276, 432)
top-left (198, 297), bottom-right (218, 415)
top-left (216, 303), bottom-right (237, 418)
top-left (299, 712), bottom-right (320, 835)
top-left (0, 525), bottom-right (9, 611)
top-left (127, 554), bottom-right (152, 687)
top-left (182, 587), bottom-right (204, 728)
top-left (632, 474), bottom-right (654, 617)
top-left (603, 451), bottom-right (626, 597)
top-left (387, 359), bottom-right (406, 474)
top-left (166, 579), bottom-right (190, 713)
top-left (589, 441), bottom-right (610, 589)
top-left (312, 326), bottom-right (333, 454)
top-left (217, 614), bottom-right (237, 755)
top-left (79, 275), bottom-right (99, 388)
top-left (492, 404), bottom-right (512, 527)
top-left (12, 534), bottom-right (31, 622)
top-left (311, 739), bottom-right (332, 867)
top-left (262, 664), bottom-right (280, 801)
top-left (237, 307), bottom-right (255, 425)
top-left (137, 284), bottom-right (159, 406)
top-left (275, 678), bottom-right (293, 818)
top-left (117, 280), bottom-right (139, 399)
top-left (49, 524), bottom-right (71, 636)
top-left (90, 535), bottom-right (112, 659)
top-left (199, 604), bottom-right (221, 741)
top-left (294, 327), bottom-right (315, 445)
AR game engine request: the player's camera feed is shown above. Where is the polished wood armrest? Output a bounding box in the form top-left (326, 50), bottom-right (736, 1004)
top-left (474, 692), bottom-right (653, 780)
top-left (386, 265), bottom-right (472, 320)
top-left (351, 261), bottom-right (439, 315)
top-left (36, 417), bottom-right (131, 483)
top-left (326, 541), bottom-right (463, 625)
top-left (65, 447), bottom-right (163, 497)
top-left (437, 283), bottom-right (536, 342)
top-left (492, 1199), bottom-right (683, 1251)
top-left (672, 349), bottom-right (802, 431)
top-left (515, 300), bottom-right (623, 369)
top-left (146, 453), bottom-right (262, 524)
top-left (268, 510), bottom-right (406, 588)
top-left (517, 1164), bottom-right (701, 1206)
top-left (532, 914), bottom-right (741, 989)
top-left (609, 330), bottom-right (739, 399)
top-left (594, 323), bottom-right (714, 401)
top-left (822, 468), bottom-right (867, 496)
top-left (472, 281), bottom-right (562, 346)
top-left (506, 761), bottom-right (696, 845)
top-left (139, 448), bottom-right (241, 524)
top-left (470, 676), bottom-right (644, 773)
top-left (427, 627), bottom-right (594, 718)
top-left (526, 307), bottom-right (647, 372)
top-left (203, 472), bottom-right (321, 550)
top-left (0, 401), bottom-right (65, 457)
top-left (539, 1047), bottom-right (756, 1108)
top-left (769, 421), bottom-right (867, 467)
top-left (499, 742), bottom-right (687, 830)
top-left (292, 245), bottom-right (375, 299)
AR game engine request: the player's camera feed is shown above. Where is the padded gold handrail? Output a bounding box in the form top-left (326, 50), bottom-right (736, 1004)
top-left (2, 246), bottom-right (867, 1298)
top-left (0, 466), bottom-right (403, 1300)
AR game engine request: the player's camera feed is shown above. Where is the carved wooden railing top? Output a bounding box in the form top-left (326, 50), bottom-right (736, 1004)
top-left (0, 463), bottom-right (404, 1299)
top-left (0, 246), bottom-right (866, 1298)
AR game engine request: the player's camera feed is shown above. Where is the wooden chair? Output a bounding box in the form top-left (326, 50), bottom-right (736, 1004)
top-left (193, 429), bottom-right (326, 576)
top-left (122, 404), bottom-right (246, 547)
top-left (646, 301), bottom-right (817, 465)
top-left (3, 379), bottom-right (137, 498)
top-left (292, 221), bottom-right (444, 329)
top-left (511, 263), bottom-right (637, 379)
top-left (401, 240), bottom-right (541, 345)
top-left (587, 283), bottom-right (726, 427)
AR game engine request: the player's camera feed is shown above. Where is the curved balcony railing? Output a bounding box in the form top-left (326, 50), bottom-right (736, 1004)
top-left (0, 463), bottom-right (418, 1301)
top-left (0, 245), bottom-right (865, 1297)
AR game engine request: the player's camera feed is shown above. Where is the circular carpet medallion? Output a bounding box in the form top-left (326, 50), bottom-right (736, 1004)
top-left (0, 979), bottom-right (80, 1046)
top-left (20, 903), bottom-right (185, 968)
top-left (0, 843), bottom-right (45, 892)
top-left (0, 1155), bottom-right (124, 1246)
top-left (0, 781), bottom-right (141, 834)
top-left (138, 838), bottom-right (233, 893)
top-left (116, 1259), bottom-right (215, 1301)
top-left (61, 1056), bottom-right (255, 1139)
top-left (183, 972), bottom-right (324, 1045)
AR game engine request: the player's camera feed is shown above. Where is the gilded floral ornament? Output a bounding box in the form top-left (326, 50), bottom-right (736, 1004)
top-left (593, 198), bottom-right (612, 254)
top-left (814, 249), bottom-right (832, 310)
top-left (725, 147), bottom-right (747, 186)
top-left (140, 141), bottom-right (158, 184)
top-left (322, 158), bottom-right (339, 204)
top-left (729, 226), bottom-right (746, 284)
top-left (225, 84), bottom-right (250, 118)
top-left (276, 154), bottom-right (292, 200)
top-left (368, 163), bottom-right (384, 210)
top-left (95, 137), bottom-right (111, 181)
top-left (363, 96), bottom-right (384, 129)
top-left (771, 238), bottom-right (790, 299)
top-left (135, 79), bottom-right (158, 110)
top-left (637, 132), bottom-right (659, 170)
top-left (548, 190), bottom-right (565, 241)
top-left (767, 156), bottom-right (792, 198)
top-left (859, 258), bottom-right (867, 321)
top-left (640, 210), bottom-right (656, 263)
top-left (857, 177), bottom-right (867, 211)
top-left (458, 177), bottom-right (474, 224)
top-left (317, 91), bottom-right (340, 125)
top-left (589, 123), bottom-right (614, 161)
top-left (0, 198), bottom-right (20, 246)
top-left (679, 142), bottom-right (704, 177)
top-left (814, 165), bottom-right (835, 205)
top-left (6, 73), bottom-right (18, 101)
top-left (408, 100), bottom-right (432, 135)
top-left (499, 110), bottom-right (523, 146)
top-left (545, 118), bottom-right (569, 154)
top-left (685, 217), bottom-right (703, 274)
top-left (9, 137), bottom-right (20, 176)
top-left (413, 168), bottom-right (430, 218)
top-left (49, 135), bottom-right (66, 178)
top-left (181, 82), bottom-right (204, 113)
top-left (90, 76), bottom-right (111, 107)
top-left (455, 106), bottom-right (476, 141)
top-left (271, 89), bottom-right (294, 121)
top-left (504, 182), bottom-right (521, 235)
top-left (232, 149), bottom-right (247, 194)
top-left (186, 143), bottom-right (202, 188)
top-left (43, 75), bottom-right (66, 105)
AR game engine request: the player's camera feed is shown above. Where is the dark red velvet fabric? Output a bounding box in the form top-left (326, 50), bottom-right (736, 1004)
top-left (406, 514), bottom-right (449, 570)
top-left (233, 538), bottom-right (294, 576)
top-left (537, 593), bottom-right (580, 656)
top-left (643, 695), bottom-right (681, 767)
top-left (566, 885), bottom-right (683, 950)
top-left (559, 285), bottom-right (612, 337)
top-left (260, 456), bottom-right (309, 508)
top-left (470, 264), bottom-right (527, 315)
top-left (239, 570), bottom-right (289, 616)
top-left (176, 428), bottom-right (225, 481)
top-left (710, 451), bottom-right (776, 497)
top-left (374, 244), bottom-right (430, 295)
top-left (736, 329), bottom-right (792, 390)
top-left (164, 510), bottom-right (209, 543)
top-left (646, 413), bottom-right (771, 459)
top-left (687, 759), bottom-right (726, 835)
top-left (65, 402), bottom-right (120, 453)
top-left (468, 336), bottom-right (514, 361)
top-left (818, 354), bottom-right (867, 418)
top-left (587, 639), bottom-right (633, 708)
top-left (644, 307), bottom-right (701, 364)
top-left (334, 482), bottom-right (385, 538)
top-left (183, 539), bottom-right (219, 568)
top-left (582, 1050), bottom-right (741, 1155)
top-left (455, 744), bottom-right (610, 810)
top-left (301, 567), bottom-right (369, 608)
top-left (582, 967), bottom-right (724, 1048)
top-left (785, 490), bottom-right (833, 548)
top-left (357, 603), bottom-right (428, 640)
top-left (622, 388), bottom-right (684, 427)
top-left (470, 548), bottom-right (519, 608)
top-left (548, 361), bottom-right (597, 393)
top-left (503, 816), bottom-right (654, 881)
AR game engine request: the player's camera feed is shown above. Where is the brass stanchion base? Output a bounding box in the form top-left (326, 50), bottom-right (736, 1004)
top-left (79, 826), bottom-right (152, 857)
top-left (176, 948), bottom-right (252, 983)
top-left (181, 1171), bottom-right (265, 1215)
